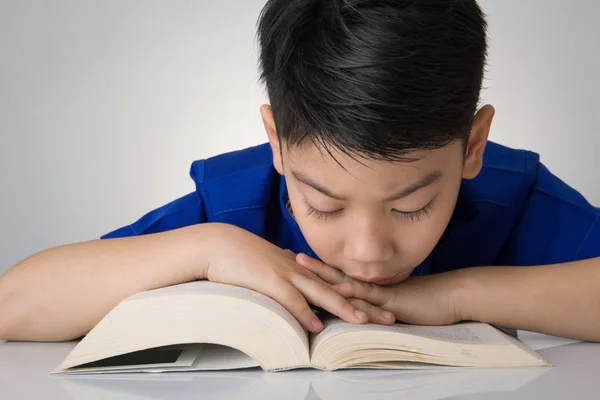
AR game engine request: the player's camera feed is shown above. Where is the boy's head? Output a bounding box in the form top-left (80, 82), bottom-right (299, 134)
top-left (257, 0), bottom-right (494, 284)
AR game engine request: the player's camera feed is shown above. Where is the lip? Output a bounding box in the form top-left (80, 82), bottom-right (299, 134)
top-left (370, 278), bottom-right (394, 285)
top-left (349, 276), bottom-right (395, 285)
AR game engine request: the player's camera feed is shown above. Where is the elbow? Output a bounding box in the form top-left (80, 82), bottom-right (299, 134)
top-left (0, 273), bottom-right (87, 342)
top-left (0, 275), bottom-right (18, 341)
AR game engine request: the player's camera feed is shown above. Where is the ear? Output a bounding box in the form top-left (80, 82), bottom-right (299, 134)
top-left (462, 104), bottom-right (495, 180)
top-left (260, 104), bottom-right (284, 175)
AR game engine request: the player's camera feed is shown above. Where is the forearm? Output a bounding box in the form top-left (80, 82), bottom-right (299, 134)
top-left (454, 257), bottom-right (600, 341)
top-left (0, 223), bottom-right (219, 342)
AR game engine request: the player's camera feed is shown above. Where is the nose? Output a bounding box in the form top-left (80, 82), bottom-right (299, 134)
top-left (342, 219), bottom-right (394, 267)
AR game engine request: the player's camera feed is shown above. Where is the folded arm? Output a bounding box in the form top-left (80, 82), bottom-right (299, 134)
top-left (453, 257), bottom-right (600, 341)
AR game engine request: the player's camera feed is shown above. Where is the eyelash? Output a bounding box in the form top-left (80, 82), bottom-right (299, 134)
top-left (392, 200), bottom-right (434, 222)
top-left (304, 199), bottom-right (435, 222)
top-left (304, 202), bottom-right (342, 221)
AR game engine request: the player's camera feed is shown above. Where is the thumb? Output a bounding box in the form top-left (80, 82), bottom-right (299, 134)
top-left (331, 281), bottom-right (389, 307)
top-left (296, 253), bottom-right (346, 285)
top-left (283, 249), bottom-right (297, 260)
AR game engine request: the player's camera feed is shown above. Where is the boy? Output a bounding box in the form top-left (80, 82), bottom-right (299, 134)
top-left (1, 0), bottom-right (599, 343)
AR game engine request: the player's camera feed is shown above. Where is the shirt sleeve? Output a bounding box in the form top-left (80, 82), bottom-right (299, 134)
top-left (100, 192), bottom-right (206, 239)
top-left (496, 162), bottom-right (600, 266)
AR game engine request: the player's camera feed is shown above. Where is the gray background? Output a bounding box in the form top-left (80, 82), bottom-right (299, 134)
top-left (1, 1), bottom-right (599, 274)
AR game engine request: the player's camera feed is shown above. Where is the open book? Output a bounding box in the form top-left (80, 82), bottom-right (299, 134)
top-left (54, 281), bottom-right (549, 374)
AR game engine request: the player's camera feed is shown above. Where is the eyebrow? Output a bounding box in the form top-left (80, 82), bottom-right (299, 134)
top-left (290, 169), bottom-right (442, 202)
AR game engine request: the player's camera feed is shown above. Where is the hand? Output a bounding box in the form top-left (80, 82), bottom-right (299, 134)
top-left (330, 272), bottom-right (463, 326)
top-left (295, 253), bottom-right (396, 326)
top-left (203, 224), bottom-right (368, 333)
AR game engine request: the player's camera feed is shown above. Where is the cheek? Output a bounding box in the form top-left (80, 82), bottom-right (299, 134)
top-left (398, 217), bottom-right (447, 257)
top-left (294, 216), bottom-right (342, 261)
top-left (395, 190), bottom-right (459, 261)
top-left (286, 183), bottom-right (343, 260)
top-left (296, 216), bottom-right (344, 266)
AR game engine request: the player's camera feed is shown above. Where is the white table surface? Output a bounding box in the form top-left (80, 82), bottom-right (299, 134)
top-left (0, 332), bottom-right (597, 400)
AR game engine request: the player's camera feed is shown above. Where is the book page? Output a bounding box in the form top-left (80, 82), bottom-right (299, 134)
top-left (56, 344), bottom-right (260, 374)
top-left (311, 316), bottom-right (510, 353)
top-left (127, 281), bottom-right (307, 344)
top-left (66, 344), bottom-right (199, 372)
top-left (384, 323), bottom-right (504, 344)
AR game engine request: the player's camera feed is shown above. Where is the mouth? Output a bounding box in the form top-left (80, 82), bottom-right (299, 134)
top-left (348, 275), bottom-right (395, 286)
top-left (370, 278), bottom-right (394, 285)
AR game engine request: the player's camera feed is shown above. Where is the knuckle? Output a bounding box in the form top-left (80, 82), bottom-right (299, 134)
top-left (313, 281), bottom-right (330, 293)
top-left (342, 300), bottom-right (358, 315)
top-left (353, 281), bottom-right (373, 300)
top-left (347, 298), bottom-right (362, 308)
top-left (261, 269), bottom-right (282, 284)
top-left (305, 282), bottom-right (330, 307)
top-left (356, 299), bottom-right (375, 313)
top-left (339, 281), bottom-right (353, 293)
top-left (280, 289), bottom-right (304, 308)
top-left (301, 268), bottom-right (322, 282)
top-left (368, 304), bottom-right (381, 315)
top-left (298, 307), bottom-right (317, 321)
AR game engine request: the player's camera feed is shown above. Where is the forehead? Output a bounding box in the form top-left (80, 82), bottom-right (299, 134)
top-left (284, 141), bottom-right (462, 191)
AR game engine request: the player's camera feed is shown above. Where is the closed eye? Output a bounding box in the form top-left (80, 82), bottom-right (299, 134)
top-left (392, 199), bottom-right (434, 222)
top-left (303, 198), bottom-right (435, 222)
top-left (304, 201), bottom-right (342, 221)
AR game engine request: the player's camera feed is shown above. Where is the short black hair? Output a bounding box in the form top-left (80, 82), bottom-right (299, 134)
top-left (257, 0), bottom-right (488, 162)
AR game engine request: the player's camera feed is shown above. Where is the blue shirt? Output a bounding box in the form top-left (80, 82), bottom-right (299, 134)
top-left (101, 141), bottom-right (600, 275)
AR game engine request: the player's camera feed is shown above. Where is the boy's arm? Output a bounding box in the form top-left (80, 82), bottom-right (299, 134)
top-left (0, 224), bottom-right (216, 342)
top-left (453, 258), bottom-right (600, 341)
top-left (301, 255), bottom-right (600, 341)
top-left (450, 162), bottom-right (600, 341)
top-left (0, 221), bottom-right (372, 342)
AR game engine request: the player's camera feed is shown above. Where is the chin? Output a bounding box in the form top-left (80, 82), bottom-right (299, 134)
top-left (364, 272), bottom-right (411, 286)
top-left (387, 271), bottom-right (413, 285)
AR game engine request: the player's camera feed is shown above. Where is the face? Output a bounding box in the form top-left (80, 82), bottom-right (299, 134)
top-left (261, 105), bottom-right (494, 285)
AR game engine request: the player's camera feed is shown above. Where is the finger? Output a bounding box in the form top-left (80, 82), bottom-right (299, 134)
top-left (283, 249), bottom-right (297, 260)
top-left (348, 298), bottom-right (395, 325)
top-left (268, 282), bottom-right (325, 333)
top-left (292, 275), bottom-right (368, 325)
top-left (211, 267), bottom-right (325, 333)
top-left (331, 281), bottom-right (387, 307)
top-left (296, 253), bottom-right (346, 285)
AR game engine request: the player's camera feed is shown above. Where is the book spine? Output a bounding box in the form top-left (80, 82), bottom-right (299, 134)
top-left (268, 364), bottom-right (328, 372)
